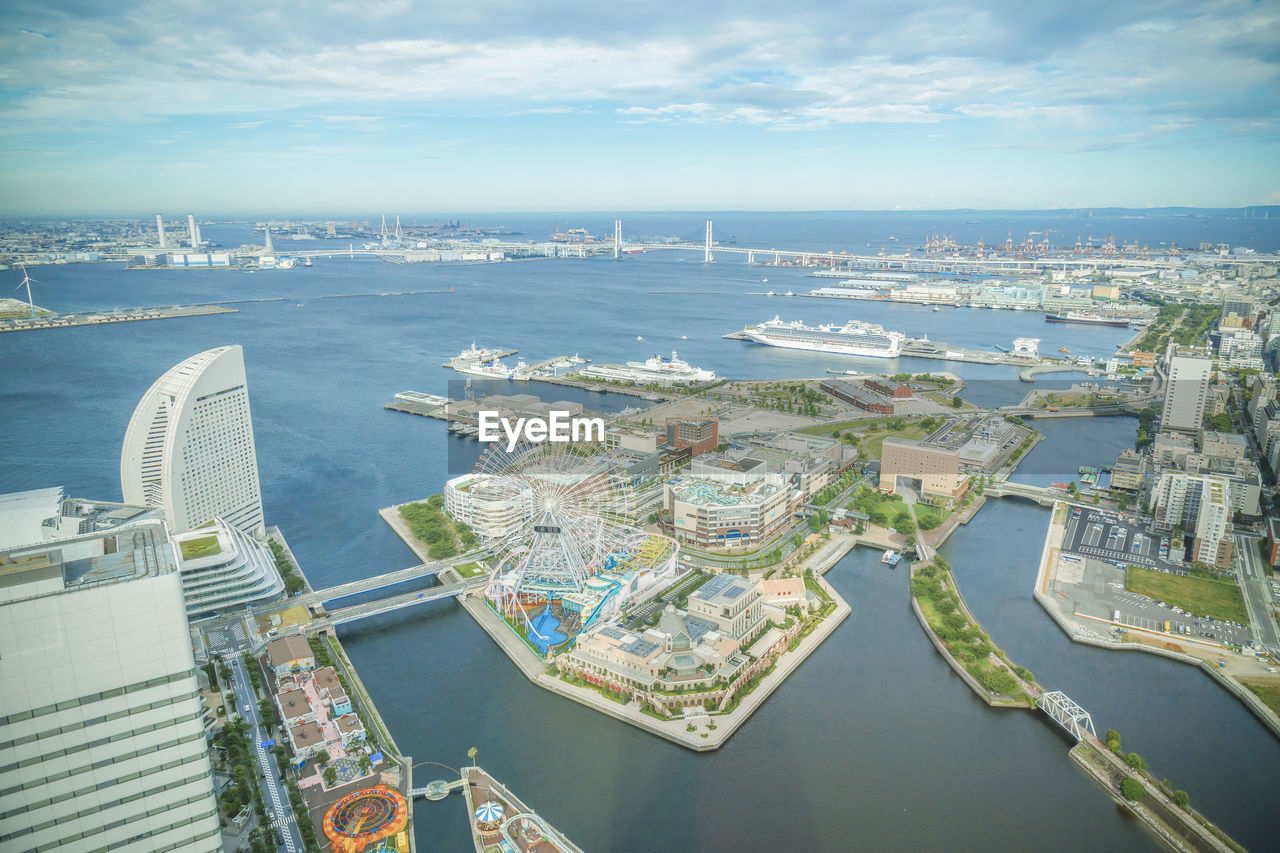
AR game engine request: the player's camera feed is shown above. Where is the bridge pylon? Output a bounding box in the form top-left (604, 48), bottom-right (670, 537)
top-left (704, 220), bottom-right (713, 263)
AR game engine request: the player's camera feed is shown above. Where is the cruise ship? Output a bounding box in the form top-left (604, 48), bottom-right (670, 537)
top-left (1043, 311), bottom-right (1131, 328)
top-left (740, 316), bottom-right (906, 358)
top-left (577, 351), bottom-right (715, 385)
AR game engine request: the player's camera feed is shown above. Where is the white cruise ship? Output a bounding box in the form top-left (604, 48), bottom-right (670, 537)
top-left (453, 342), bottom-right (507, 362)
top-left (741, 316), bottom-right (905, 358)
top-left (578, 351), bottom-right (716, 385)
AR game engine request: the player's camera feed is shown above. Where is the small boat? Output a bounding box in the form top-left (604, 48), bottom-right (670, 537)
top-left (882, 550), bottom-right (901, 566)
top-left (636, 335), bottom-right (645, 342)
top-left (762, 278), bottom-right (769, 283)
top-left (932, 306), bottom-right (941, 312)
top-left (1059, 347), bottom-right (1069, 353)
top-left (679, 335), bottom-right (688, 340)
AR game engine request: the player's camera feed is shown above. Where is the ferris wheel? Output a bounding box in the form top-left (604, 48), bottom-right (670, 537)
top-left (474, 439), bottom-right (636, 625)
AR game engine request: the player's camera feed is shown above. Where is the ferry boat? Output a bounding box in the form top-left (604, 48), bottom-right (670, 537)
top-left (1044, 311), bottom-right (1131, 327)
top-left (882, 550), bottom-right (902, 566)
top-left (740, 316), bottom-right (906, 358)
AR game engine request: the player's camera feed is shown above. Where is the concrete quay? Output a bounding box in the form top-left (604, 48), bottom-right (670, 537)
top-left (0, 302), bottom-right (236, 333)
top-left (1032, 501), bottom-right (1280, 741)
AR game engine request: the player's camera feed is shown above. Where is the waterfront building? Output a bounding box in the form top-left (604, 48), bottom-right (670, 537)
top-left (604, 426), bottom-right (665, 454)
top-left (315, 667), bottom-right (353, 715)
top-left (864, 377), bottom-right (914, 400)
top-left (1132, 351), bottom-right (1157, 369)
top-left (879, 437), bottom-right (969, 507)
top-left (820, 379), bottom-right (894, 414)
top-left (1151, 472), bottom-right (1234, 567)
top-left (664, 478), bottom-right (793, 547)
top-left (1200, 431), bottom-right (1248, 464)
top-left (334, 713), bottom-right (366, 749)
top-left (1265, 517), bottom-right (1280, 567)
top-left (0, 489), bottom-right (221, 852)
top-left (665, 417), bottom-right (719, 456)
top-left (121, 345), bottom-right (266, 538)
top-left (444, 472), bottom-right (534, 540)
top-left (267, 634), bottom-right (315, 678)
top-left (1160, 349), bottom-right (1212, 432)
top-left (1110, 449), bottom-right (1147, 492)
top-left (1013, 337), bottom-right (1041, 357)
top-left (1152, 431), bottom-right (1198, 467)
top-left (172, 518), bottom-right (284, 619)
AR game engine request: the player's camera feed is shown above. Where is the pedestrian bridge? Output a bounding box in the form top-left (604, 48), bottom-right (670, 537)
top-left (1039, 691), bottom-right (1096, 741)
top-left (410, 778), bottom-right (466, 800)
top-left (983, 482), bottom-right (1062, 507)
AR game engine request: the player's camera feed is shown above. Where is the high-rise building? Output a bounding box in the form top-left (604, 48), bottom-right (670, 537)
top-left (121, 345), bottom-right (265, 538)
top-left (1151, 472), bottom-right (1234, 567)
top-left (187, 214), bottom-right (202, 247)
top-left (156, 213), bottom-right (167, 248)
top-left (665, 417), bottom-right (719, 456)
top-left (0, 488), bottom-right (221, 852)
top-left (1161, 350), bottom-right (1212, 432)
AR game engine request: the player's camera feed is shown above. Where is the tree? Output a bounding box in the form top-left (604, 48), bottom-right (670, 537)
top-left (316, 749), bottom-right (330, 767)
top-left (1117, 494), bottom-right (1129, 511)
top-left (1125, 752), bottom-right (1145, 771)
top-left (1119, 777), bottom-right (1147, 802)
top-left (1172, 789), bottom-right (1190, 809)
top-left (359, 755), bottom-right (372, 776)
top-left (950, 395), bottom-right (963, 408)
top-left (468, 746), bottom-right (478, 768)
top-left (1105, 729), bottom-right (1122, 753)
top-left (323, 766), bottom-right (338, 787)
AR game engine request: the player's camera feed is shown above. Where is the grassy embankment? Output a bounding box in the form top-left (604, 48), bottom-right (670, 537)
top-left (1238, 678), bottom-right (1280, 717)
top-left (911, 558), bottom-right (1033, 704)
top-left (1125, 565), bottom-right (1248, 625)
top-left (400, 494), bottom-right (480, 560)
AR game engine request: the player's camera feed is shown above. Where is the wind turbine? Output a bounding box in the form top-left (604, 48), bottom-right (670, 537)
top-left (14, 265), bottom-right (36, 316)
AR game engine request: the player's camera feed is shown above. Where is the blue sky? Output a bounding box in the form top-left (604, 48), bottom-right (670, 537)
top-left (1, 0), bottom-right (1277, 214)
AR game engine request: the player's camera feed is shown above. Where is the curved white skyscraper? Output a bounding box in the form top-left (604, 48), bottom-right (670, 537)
top-left (121, 345), bottom-right (265, 537)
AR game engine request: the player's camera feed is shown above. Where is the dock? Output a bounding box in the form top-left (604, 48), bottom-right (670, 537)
top-left (0, 303), bottom-right (237, 333)
top-left (459, 765), bottom-right (583, 853)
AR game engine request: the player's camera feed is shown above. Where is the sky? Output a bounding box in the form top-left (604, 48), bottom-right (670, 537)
top-left (0, 0), bottom-right (1277, 214)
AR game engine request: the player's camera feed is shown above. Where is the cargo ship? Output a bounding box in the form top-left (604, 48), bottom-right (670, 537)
top-left (1044, 311), bottom-right (1131, 327)
top-left (740, 316), bottom-right (906, 358)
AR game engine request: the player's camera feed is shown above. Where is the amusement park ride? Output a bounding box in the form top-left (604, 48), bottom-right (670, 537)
top-left (474, 439), bottom-right (677, 655)
top-left (322, 785), bottom-right (410, 853)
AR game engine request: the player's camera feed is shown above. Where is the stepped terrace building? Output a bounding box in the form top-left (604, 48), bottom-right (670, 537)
top-left (172, 518), bottom-right (284, 619)
top-left (444, 472), bottom-right (534, 541)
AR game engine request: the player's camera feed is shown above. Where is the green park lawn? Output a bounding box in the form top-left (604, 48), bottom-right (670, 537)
top-left (1125, 566), bottom-right (1248, 624)
top-left (179, 535), bottom-right (222, 560)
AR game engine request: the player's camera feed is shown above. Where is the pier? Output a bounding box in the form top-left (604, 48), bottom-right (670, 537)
top-left (0, 302), bottom-right (237, 333)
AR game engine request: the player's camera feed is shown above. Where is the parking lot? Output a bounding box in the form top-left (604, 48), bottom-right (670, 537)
top-left (1056, 507), bottom-right (1255, 648)
top-left (1063, 506), bottom-right (1185, 573)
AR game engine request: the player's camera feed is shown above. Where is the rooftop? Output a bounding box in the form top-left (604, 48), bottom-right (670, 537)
top-left (267, 634), bottom-right (314, 668)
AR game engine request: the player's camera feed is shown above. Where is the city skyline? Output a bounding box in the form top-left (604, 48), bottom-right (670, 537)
top-left (1, 0), bottom-right (1278, 214)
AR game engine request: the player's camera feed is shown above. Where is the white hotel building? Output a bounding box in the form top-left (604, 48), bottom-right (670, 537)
top-left (121, 345), bottom-right (265, 538)
top-left (0, 488), bottom-right (221, 853)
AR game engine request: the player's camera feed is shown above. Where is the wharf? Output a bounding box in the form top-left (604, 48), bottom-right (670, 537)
top-left (0, 302), bottom-right (236, 333)
top-left (527, 374), bottom-right (673, 401)
top-left (459, 765), bottom-right (583, 853)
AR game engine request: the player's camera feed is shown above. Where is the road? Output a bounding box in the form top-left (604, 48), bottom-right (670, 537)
top-left (1236, 534), bottom-right (1280, 653)
top-left (228, 654), bottom-right (304, 853)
